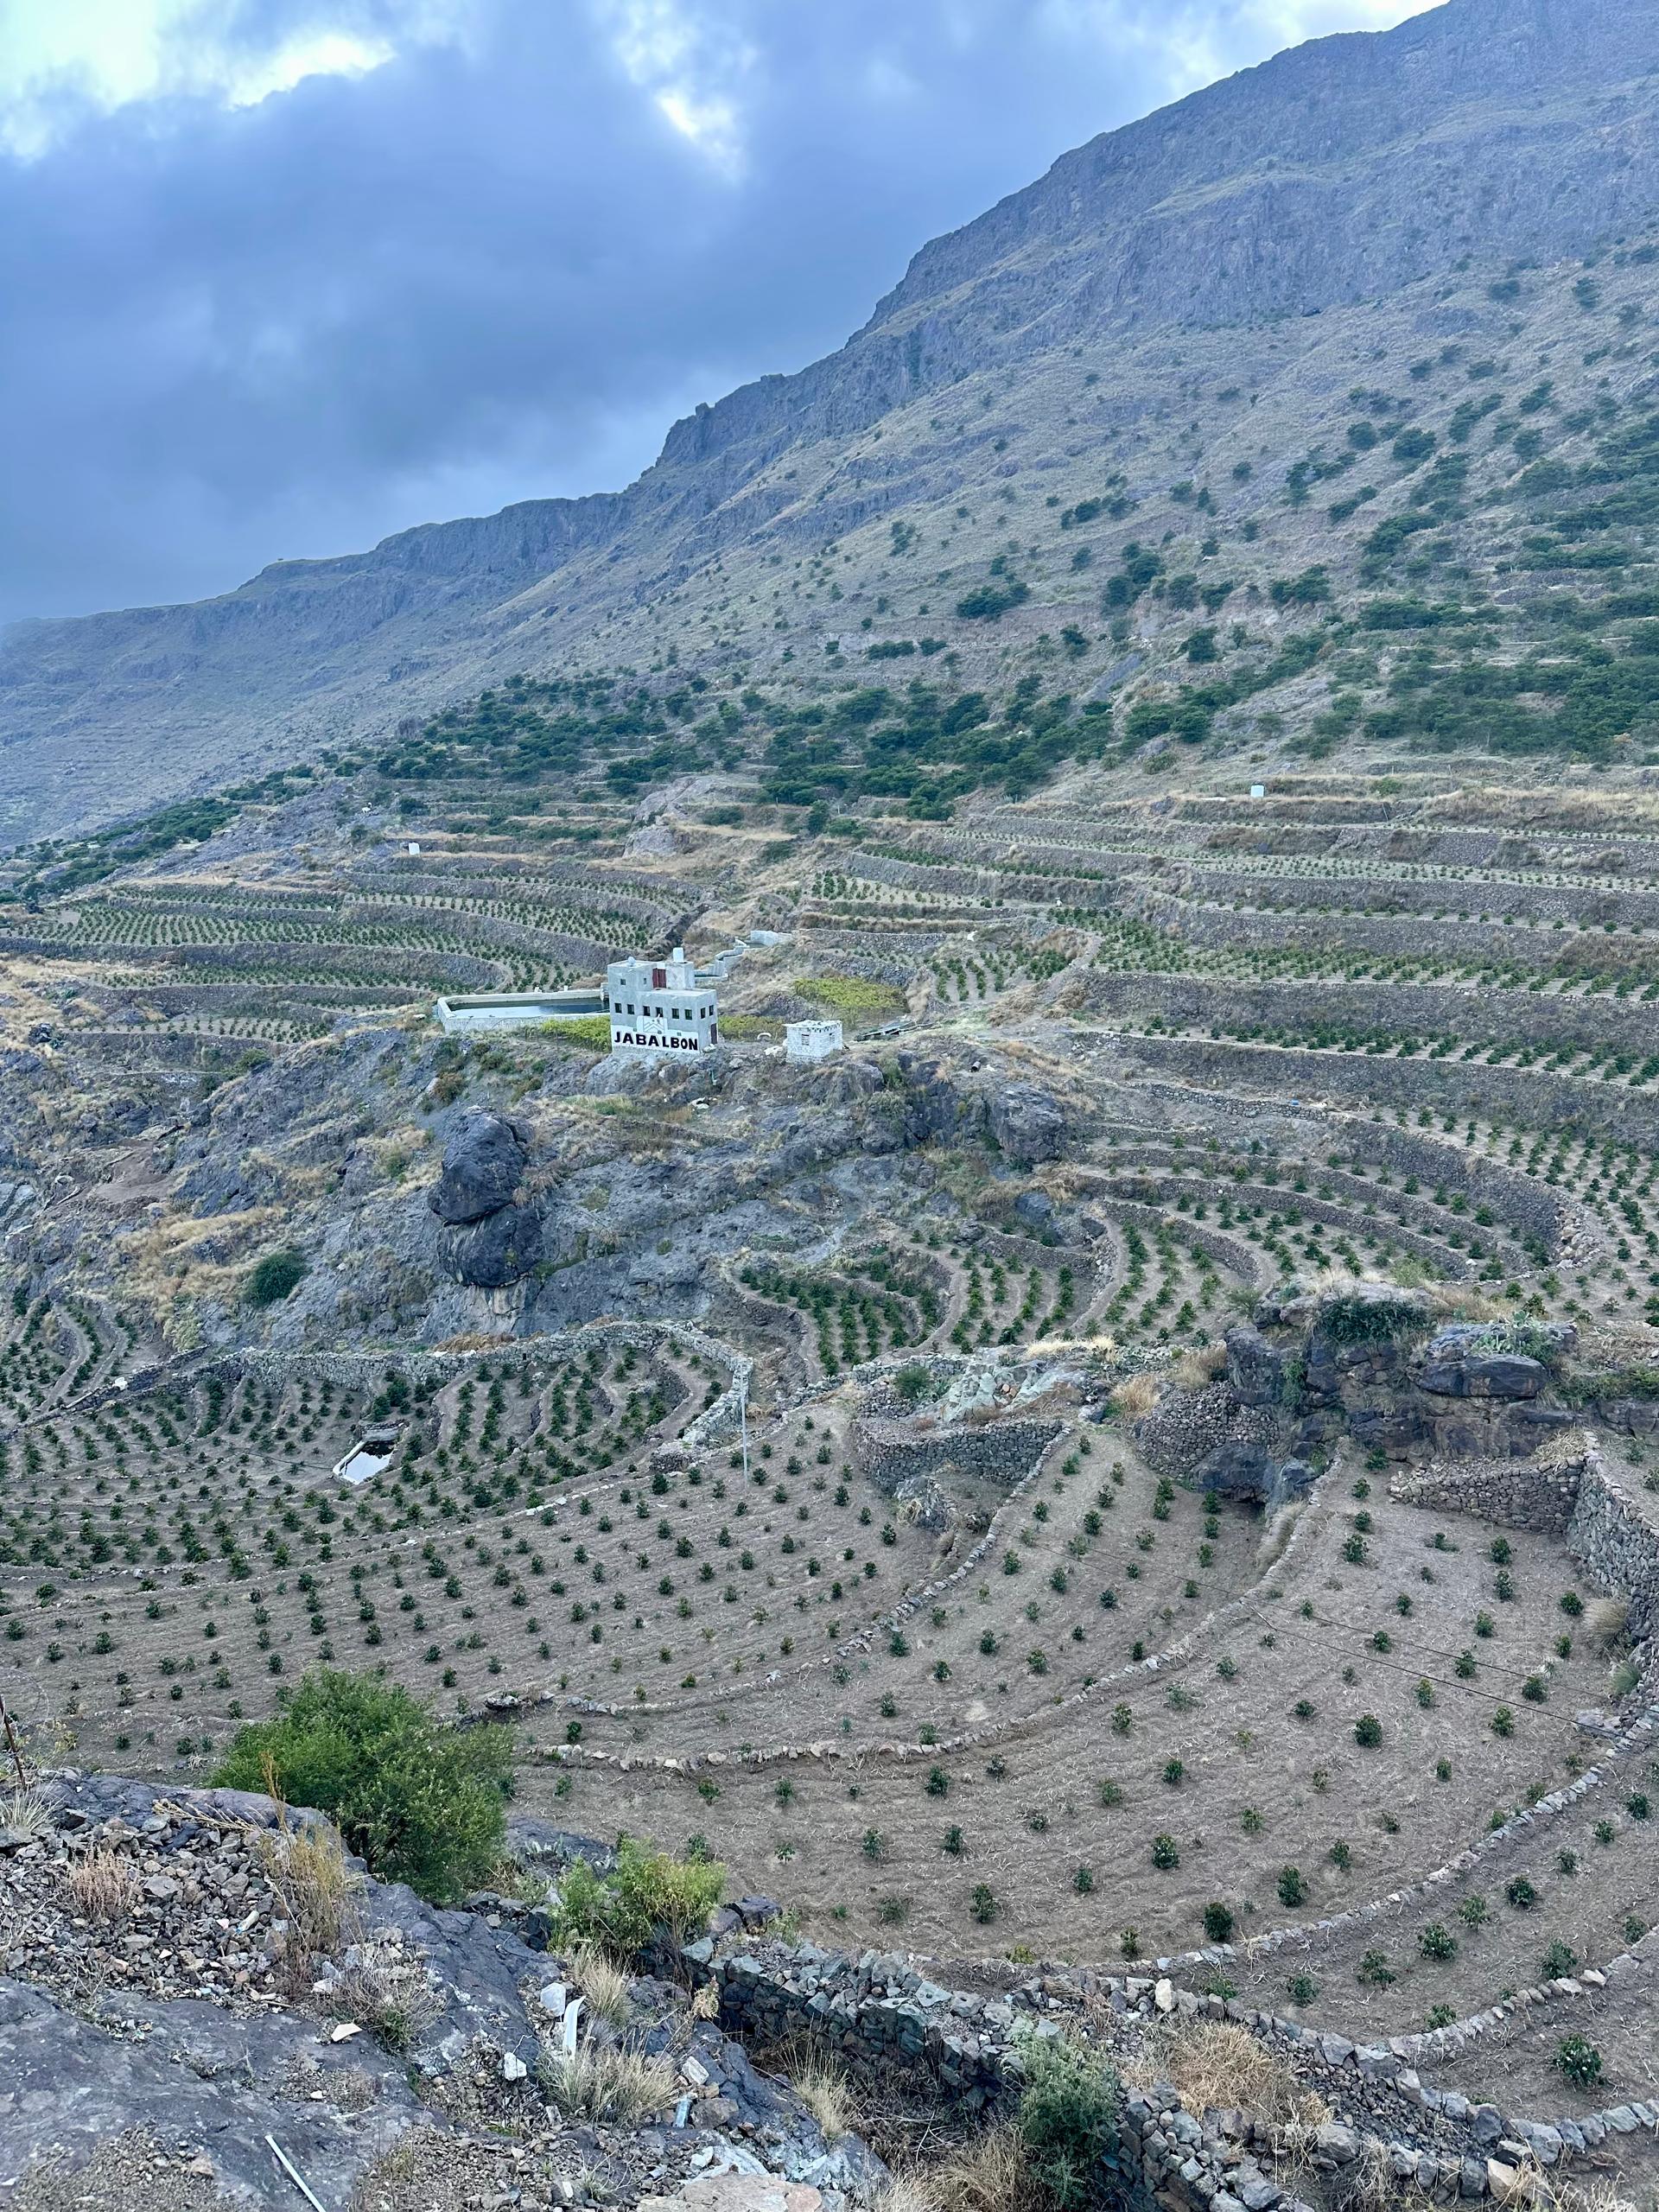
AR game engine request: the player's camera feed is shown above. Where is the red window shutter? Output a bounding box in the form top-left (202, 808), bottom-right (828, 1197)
top-left (652, 966), bottom-right (666, 989)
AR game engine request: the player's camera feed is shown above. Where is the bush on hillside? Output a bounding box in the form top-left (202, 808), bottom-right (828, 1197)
top-left (1015, 2029), bottom-right (1125, 2210)
top-left (245, 1248), bottom-right (308, 1307)
top-left (214, 1669), bottom-right (512, 1904)
top-left (550, 1835), bottom-right (725, 1961)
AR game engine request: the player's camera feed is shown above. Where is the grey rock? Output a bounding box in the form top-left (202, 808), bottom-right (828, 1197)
top-left (1224, 1325), bottom-right (1284, 1409)
top-left (438, 1200), bottom-right (543, 1288)
top-left (1422, 1351), bottom-right (1547, 1399)
top-left (428, 1110), bottom-right (530, 1225)
top-left (0, 1975), bottom-right (428, 2201)
top-left (987, 1083), bottom-right (1065, 1164)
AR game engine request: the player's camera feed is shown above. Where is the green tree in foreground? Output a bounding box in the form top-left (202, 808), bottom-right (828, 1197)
top-left (215, 1669), bottom-right (512, 1904)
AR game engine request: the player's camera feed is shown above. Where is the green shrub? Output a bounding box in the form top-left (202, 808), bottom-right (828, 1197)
top-left (1319, 1294), bottom-right (1425, 1346)
top-left (550, 1835), bottom-right (724, 1961)
top-left (245, 1249), bottom-right (308, 1307)
top-left (214, 1668), bottom-right (511, 1904)
top-left (1202, 1901), bottom-right (1236, 1942)
top-left (1555, 2036), bottom-right (1603, 2088)
top-left (1015, 2029), bottom-right (1124, 2212)
top-left (957, 579), bottom-right (1030, 622)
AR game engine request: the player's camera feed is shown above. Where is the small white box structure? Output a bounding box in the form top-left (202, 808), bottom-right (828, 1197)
top-left (407, 840), bottom-right (423, 855)
top-left (607, 946), bottom-right (719, 1058)
top-left (1249, 785), bottom-right (1267, 799)
top-left (785, 1018), bottom-right (843, 1065)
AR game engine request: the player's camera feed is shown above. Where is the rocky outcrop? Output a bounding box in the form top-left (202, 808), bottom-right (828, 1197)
top-left (427, 1110), bottom-right (531, 1225)
top-left (438, 1199), bottom-right (544, 1290)
top-left (986, 1082), bottom-right (1066, 1164)
top-left (0, 1776), bottom-right (890, 2210)
top-left (426, 1109), bottom-right (546, 1288)
top-left (1145, 1290), bottom-right (1593, 1491)
top-left (1414, 1325), bottom-right (1550, 1402)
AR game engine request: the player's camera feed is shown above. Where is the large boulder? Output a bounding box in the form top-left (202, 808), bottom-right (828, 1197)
top-left (988, 1082), bottom-right (1066, 1163)
top-left (438, 1202), bottom-right (543, 1289)
top-left (1192, 1439), bottom-right (1275, 1498)
top-left (1415, 1325), bottom-right (1548, 1400)
top-left (1225, 1323), bottom-right (1285, 1408)
top-left (428, 1111), bottom-right (528, 1225)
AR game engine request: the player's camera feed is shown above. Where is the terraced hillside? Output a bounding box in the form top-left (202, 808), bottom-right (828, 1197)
top-left (2, 742), bottom-right (1656, 2197)
top-left (3, 0), bottom-right (1659, 2191)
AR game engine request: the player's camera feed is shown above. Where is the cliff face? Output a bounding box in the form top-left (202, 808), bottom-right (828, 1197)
top-left (5, 0), bottom-right (1659, 847)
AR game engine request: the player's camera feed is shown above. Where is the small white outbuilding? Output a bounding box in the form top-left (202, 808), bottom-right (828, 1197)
top-left (785, 1018), bottom-right (843, 1065)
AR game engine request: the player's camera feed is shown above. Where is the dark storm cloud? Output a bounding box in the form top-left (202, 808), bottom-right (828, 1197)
top-left (0, 0), bottom-right (1402, 625)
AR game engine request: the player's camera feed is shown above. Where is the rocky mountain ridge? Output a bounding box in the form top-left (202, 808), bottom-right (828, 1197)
top-left (6, 0), bottom-right (1659, 849)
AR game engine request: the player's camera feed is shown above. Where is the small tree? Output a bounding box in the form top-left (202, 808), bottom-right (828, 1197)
top-left (215, 1669), bottom-right (511, 1904)
top-left (1556, 2036), bottom-right (1603, 2088)
top-left (1016, 2030), bottom-right (1124, 2211)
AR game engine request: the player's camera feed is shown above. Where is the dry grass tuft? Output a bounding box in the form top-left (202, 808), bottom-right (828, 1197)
top-left (1113, 1372), bottom-right (1160, 1419)
top-left (540, 2037), bottom-right (677, 2125)
top-left (323, 1939), bottom-right (441, 2054)
top-left (64, 1846), bottom-right (142, 1926)
top-left (1539, 2174), bottom-right (1644, 2212)
top-left (906, 2126), bottom-right (1048, 2212)
top-left (873, 2179), bottom-right (935, 2212)
top-left (1173, 1343), bottom-right (1228, 1391)
top-left (1128, 2023), bottom-right (1329, 2144)
top-left (1330, 2140), bottom-right (1397, 2212)
top-left (571, 1942), bottom-right (633, 2030)
top-left (1583, 1597), bottom-right (1630, 1652)
top-left (259, 1820), bottom-right (360, 1961)
top-left (786, 2046), bottom-right (855, 2140)
top-left (0, 1786), bottom-right (55, 1841)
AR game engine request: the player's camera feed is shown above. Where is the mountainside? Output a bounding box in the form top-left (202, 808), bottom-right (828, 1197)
top-left (4, 0), bottom-right (1659, 849)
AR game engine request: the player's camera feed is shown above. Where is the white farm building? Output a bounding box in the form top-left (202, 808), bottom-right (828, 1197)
top-left (606, 947), bottom-right (719, 1058)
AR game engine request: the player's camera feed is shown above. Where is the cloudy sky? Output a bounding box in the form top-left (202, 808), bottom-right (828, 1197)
top-left (0, 0), bottom-right (1440, 626)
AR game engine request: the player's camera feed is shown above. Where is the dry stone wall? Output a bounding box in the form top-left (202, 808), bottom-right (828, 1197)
top-left (1081, 973), bottom-right (1659, 1060)
top-left (683, 1920), bottom-right (1659, 2211)
top-left (1109, 1034), bottom-right (1659, 1150)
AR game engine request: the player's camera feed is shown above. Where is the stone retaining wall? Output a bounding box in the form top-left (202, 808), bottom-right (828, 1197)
top-left (1568, 1452), bottom-right (1659, 1651)
top-left (1103, 1035), bottom-right (1659, 1150)
top-left (686, 1925), bottom-right (1656, 2210)
top-left (1389, 1452), bottom-right (1585, 1535)
top-left (1081, 973), bottom-right (1659, 1059)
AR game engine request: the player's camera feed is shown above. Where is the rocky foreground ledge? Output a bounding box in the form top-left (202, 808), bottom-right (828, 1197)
top-left (0, 1774), bottom-right (885, 2212)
